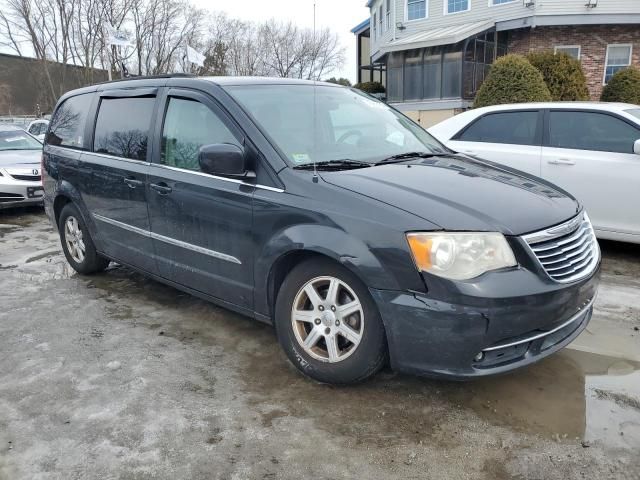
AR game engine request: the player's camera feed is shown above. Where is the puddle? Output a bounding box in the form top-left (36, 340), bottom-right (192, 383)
top-left (239, 332), bottom-right (640, 449)
top-left (446, 350), bottom-right (640, 448)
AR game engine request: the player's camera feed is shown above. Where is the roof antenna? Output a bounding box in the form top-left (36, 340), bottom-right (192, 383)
top-left (312, 0), bottom-right (319, 183)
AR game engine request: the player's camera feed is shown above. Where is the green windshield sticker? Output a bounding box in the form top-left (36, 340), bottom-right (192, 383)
top-left (291, 153), bottom-right (310, 163)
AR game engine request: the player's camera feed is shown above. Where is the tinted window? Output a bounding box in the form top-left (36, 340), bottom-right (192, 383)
top-left (94, 97), bottom-right (155, 160)
top-left (47, 94), bottom-right (92, 148)
top-left (459, 111), bottom-right (539, 146)
top-left (404, 50), bottom-right (423, 101)
top-left (161, 97), bottom-right (238, 171)
top-left (442, 48), bottom-right (462, 98)
top-left (549, 111), bottom-right (640, 154)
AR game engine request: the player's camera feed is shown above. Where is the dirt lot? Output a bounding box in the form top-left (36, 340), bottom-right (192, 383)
top-left (1, 207), bottom-right (639, 480)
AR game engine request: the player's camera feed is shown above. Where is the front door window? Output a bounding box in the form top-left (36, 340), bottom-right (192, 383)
top-left (161, 97), bottom-right (238, 172)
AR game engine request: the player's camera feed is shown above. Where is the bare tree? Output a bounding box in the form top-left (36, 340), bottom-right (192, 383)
top-left (0, 0), bottom-right (347, 96)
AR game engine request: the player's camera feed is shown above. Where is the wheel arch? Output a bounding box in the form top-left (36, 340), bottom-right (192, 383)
top-left (256, 224), bottom-right (405, 321)
top-left (53, 194), bottom-right (72, 228)
top-left (51, 180), bottom-right (101, 249)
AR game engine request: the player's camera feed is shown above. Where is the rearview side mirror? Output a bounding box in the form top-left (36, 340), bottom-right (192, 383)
top-left (198, 143), bottom-right (253, 178)
top-left (634, 139), bottom-right (640, 155)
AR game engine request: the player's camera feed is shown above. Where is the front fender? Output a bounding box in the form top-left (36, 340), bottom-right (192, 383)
top-left (254, 224), bottom-right (421, 317)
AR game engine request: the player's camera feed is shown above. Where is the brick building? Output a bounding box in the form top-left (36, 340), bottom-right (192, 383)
top-left (355, 0), bottom-right (640, 127)
top-left (508, 25), bottom-right (640, 100)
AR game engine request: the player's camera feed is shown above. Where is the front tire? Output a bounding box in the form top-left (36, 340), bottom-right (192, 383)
top-left (59, 203), bottom-right (110, 274)
top-left (275, 258), bottom-right (387, 384)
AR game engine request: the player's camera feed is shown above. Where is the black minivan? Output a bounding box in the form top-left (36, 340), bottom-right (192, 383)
top-left (43, 75), bottom-right (600, 384)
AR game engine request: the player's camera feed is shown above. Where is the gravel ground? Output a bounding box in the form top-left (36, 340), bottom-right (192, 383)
top-left (1, 207), bottom-right (639, 480)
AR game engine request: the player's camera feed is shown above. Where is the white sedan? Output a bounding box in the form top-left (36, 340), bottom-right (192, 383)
top-left (429, 102), bottom-right (640, 244)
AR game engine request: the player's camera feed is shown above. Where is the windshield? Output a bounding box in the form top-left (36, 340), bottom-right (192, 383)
top-left (0, 130), bottom-right (42, 151)
top-left (226, 84), bottom-right (447, 166)
top-left (625, 109), bottom-right (640, 121)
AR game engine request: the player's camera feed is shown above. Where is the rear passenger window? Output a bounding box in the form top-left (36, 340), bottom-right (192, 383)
top-left (47, 94), bottom-right (92, 148)
top-left (161, 97), bottom-right (238, 171)
top-left (93, 97), bottom-right (155, 161)
top-left (458, 111), bottom-right (539, 146)
top-left (549, 111), bottom-right (640, 154)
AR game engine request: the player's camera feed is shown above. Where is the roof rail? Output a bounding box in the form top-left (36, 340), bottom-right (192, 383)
top-left (96, 73), bottom-right (196, 85)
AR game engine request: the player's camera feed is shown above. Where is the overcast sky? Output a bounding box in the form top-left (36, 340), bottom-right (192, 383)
top-left (192, 0), bottom-right (370, 82)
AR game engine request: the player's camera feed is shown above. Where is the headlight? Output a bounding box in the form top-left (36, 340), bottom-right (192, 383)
top-left (406, 232), bottom-right (517, 280)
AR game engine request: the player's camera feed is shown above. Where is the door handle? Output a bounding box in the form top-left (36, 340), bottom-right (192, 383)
top-left (548, 158), bottom-right (576, 166)
top-left (150, 182), bottom-right (172, 194)
top-left (123, 177), bottom-right (144, 188)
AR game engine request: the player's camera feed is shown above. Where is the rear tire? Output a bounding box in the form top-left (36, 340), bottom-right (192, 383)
top-left (59, 203), bottom-right (110, 274)
top-left (275, 258), bottom-right (387, 384)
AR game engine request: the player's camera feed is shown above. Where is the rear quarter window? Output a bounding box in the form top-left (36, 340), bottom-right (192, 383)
top-left (47, 94), bottom-right (93, 149)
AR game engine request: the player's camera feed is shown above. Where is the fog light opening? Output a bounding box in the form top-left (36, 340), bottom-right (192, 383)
top-left (474, 352), bottom-right (484, 362)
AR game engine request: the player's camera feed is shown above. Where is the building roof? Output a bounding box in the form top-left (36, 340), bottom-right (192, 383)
top-left (351, 18), bottom-right (370, 34)
top-left (381, 20), bottom-right (494, 54)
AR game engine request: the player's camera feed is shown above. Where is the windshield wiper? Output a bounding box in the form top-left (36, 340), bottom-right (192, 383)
top-left (375, 151), bottom-right (453, 165)
top-left (292, 159), bottom-right (372, 171)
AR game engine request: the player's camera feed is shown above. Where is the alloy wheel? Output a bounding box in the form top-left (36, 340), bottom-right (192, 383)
top-left (291, 276), bottom-right (364, 363)
top-left (64, 215), bottom-right (86, 264)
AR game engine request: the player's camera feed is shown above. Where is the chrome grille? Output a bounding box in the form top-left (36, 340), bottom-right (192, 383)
top-left (523, 213), bottom-right (599, 283)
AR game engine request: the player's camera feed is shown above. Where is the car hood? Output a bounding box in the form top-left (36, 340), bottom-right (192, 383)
top-left (320, 155), bottom-right (580, 236)
top-left (0, 149), bottom-right (41, 168)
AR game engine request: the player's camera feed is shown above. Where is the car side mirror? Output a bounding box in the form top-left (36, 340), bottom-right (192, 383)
top-left (634, 139), bottom-right (640, 155)
top-left (198, 143), bottom-right (253, 178)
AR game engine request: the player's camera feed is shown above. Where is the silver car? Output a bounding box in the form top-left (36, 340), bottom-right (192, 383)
top-left (0, 125), bottom-right (44, 209)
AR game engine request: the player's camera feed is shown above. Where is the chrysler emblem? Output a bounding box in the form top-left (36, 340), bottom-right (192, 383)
top-left (32, 169), bottom-right (39, 175)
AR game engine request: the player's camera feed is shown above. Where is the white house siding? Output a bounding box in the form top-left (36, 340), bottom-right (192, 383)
top-left (535, 0), bottom-right (640, 16)
top-left (370, 0), bottom-right (640, 56)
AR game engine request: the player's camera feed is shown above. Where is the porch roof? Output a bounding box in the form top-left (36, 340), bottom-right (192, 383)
top-left (380, 19), bottom-right (494, 54)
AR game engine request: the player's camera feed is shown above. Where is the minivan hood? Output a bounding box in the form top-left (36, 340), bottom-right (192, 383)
top-left (0, 149), bottom-right (41, 168)
top-left (320, 155), bottom-right (580, 236)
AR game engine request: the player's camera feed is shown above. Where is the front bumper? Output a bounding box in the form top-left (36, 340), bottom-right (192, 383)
top-left (370, 263), bottom-right (600, 379)
top-left (0, 176), bottom-right (44, 209)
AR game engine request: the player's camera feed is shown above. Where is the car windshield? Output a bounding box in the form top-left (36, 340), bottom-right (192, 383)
top-left (0, 130), bottom-right (42, 151)
top-left (625, 108), bottom-right (640, 121)
top-left (226, 84), bottom-right (447, 166)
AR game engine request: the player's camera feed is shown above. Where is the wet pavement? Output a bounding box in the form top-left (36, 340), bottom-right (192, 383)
top-left (1, 208), bottom-right (639, 479)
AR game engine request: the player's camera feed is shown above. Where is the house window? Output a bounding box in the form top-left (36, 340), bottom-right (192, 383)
top-left (373, 13), bottom-right (377, 39)
top-left (442, 46), bottom-right (462, 97)
top-left (424, 48), bottom-right (442, 99)
top-left (491, 0), bottom-right (517, 4)
top-left (386, 0), bottom-right (391, 30)
top-left (387, 52), bottom-right (404, 102)
top-left (404, 50), bottom-right (423, 100)
top-left (407, 0), bottom-right (427, 21)
top-left (555, 45), bottom-right (581, 60)
top-left (379, 5), bottom-right (383, 33)
top-left (604, 44), bottom-right (632, 84)
top-left (446, 0), bottom-right (469, 14)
